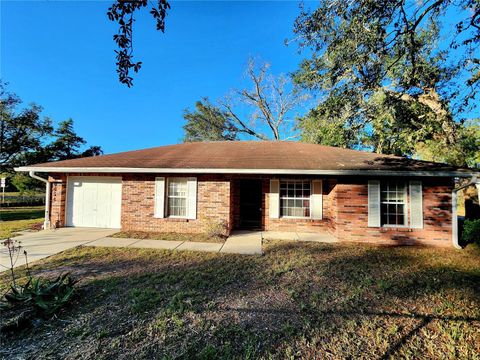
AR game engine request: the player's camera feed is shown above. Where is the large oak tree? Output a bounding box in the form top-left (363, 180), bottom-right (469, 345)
top-left (293, 0), bottom-right (479, 166)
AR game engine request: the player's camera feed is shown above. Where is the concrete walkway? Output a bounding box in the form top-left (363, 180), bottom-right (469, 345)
top-left (88, 237), bottom-right (225, 253)
top-left (1, 228), bottom-right (117, 269)
top-left (88, 232), bottom-right (263, 255)
top-left (220, 231), bottom-right (263, 255)
top-left (2, 228), bottom-right (333, 271)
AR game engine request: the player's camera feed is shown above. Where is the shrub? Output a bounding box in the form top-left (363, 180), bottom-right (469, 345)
top-left (461, 219), bottom-right (480, 245)
top-left (2, 273), bottom-right (77, 317)
top-left (203, 218), bottom-right (228, 240)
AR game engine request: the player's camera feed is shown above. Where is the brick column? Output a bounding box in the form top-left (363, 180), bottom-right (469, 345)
top-left (49, 175), bottom-right (67, 228)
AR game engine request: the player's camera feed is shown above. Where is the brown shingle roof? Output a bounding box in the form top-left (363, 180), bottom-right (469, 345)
top-left (17, 141), bottom-right (475, 175)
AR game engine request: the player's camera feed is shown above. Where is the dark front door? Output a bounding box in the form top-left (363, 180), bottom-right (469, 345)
top-left (239, 179), bottom-right (263, 229)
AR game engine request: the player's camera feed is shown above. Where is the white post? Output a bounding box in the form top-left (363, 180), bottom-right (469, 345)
top-left (452, 189), bottom-right (461, 249)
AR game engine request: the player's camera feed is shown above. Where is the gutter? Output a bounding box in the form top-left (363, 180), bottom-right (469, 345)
top-left (28, 171), bottom-right (51, 230)
top-left (14, 166), bottom-right (478, 178)
top-left (452, 175), bottom-right (478, 249)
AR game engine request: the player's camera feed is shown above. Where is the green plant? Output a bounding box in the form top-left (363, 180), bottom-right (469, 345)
top-left (2, 273), bottom-right (77, 317)
top-left (130, 287), bottom-right (162, 313)
top-left (461, 219), bottom-right (480, 245)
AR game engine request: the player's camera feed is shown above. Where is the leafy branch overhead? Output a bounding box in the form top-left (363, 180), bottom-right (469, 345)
top-left (107, 0), bottom-right (170, 87)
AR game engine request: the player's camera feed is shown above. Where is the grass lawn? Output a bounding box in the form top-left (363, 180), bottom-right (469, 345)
top-left (0, 206), bottom-right (44, 239)
top-left (111, 230), bottom-right (226, 243)
top-left (1, 241), bottom-right (479, 359)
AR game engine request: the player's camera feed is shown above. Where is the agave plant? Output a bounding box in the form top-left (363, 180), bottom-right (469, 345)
top-left (3, 273), bottom-right (77, 317)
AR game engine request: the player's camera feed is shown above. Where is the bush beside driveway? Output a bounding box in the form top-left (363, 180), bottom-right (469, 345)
top-left (1, 241), bottom-right (479, 359)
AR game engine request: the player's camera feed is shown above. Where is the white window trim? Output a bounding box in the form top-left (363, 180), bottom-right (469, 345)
top-left (380, 181), bottom-right (409, 228)
top-left (166, 177), bottom-right (189, 219)
top-left (279, 179), bottom-right (312, 219)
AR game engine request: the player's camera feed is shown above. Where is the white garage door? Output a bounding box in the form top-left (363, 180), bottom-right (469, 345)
top-left (66, 176), bottom-right (122, 228)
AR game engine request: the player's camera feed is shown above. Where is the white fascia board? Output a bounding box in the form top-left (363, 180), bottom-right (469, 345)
top-left (13, 166), bottom-right (477, 177)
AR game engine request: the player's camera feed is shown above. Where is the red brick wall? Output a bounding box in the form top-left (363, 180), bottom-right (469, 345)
top-left (334, 177), bottom-right (454, 246)
top-left (47, 173), bottom-right (454, 246)
top-left (121, 174), bottom-right (231, 234)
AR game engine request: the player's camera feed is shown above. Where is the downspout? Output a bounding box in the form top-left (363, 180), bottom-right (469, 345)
top-left (29, 171), bottom-right (51, 230)
top-left (452, 175), bottom-right (478, 249)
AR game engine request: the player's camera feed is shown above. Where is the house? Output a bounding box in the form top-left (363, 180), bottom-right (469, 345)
top-left (15, 141), bottom-right (479, 248)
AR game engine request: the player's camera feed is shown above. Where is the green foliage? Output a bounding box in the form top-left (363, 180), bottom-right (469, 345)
top-left (2, 273), bottom-right (77, 317)
top-left (107, 0), bottom-right (170, 87)
top-left (414, 119), bottom-right (480, 167)
top-left (10, 173), bottom-right (42, 195)
top-left (293, 1), bottom-right (479, 165)
top-left (0, 82), bottom-right (52, 171)
top-left (298, 93), bottom-right (362, 148)
top-left (183, 98), bottom-right (238, 142)
top-left (130, 288), bottom-right (162, 313)
top-left (462, 219), bottom-right (480, 245)
top-left (1, 83), bottom-right (102, 192)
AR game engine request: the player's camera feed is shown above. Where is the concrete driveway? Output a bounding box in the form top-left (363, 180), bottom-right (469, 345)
top-left (1, 228), bottom-right (117, 270)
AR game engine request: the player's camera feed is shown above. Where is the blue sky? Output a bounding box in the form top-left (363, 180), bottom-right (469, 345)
top-left (1, 1), bottom-right (309, 154)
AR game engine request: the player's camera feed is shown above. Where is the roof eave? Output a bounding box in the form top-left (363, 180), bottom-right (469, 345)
top-left (14, 166), bottom-right (477, 178)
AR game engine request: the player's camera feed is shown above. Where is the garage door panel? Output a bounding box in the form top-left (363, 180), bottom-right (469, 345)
top-left (66, 177), bottom-right (122, 228)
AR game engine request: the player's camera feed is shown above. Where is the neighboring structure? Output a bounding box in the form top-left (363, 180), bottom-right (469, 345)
top-left (15, 141), bottom-right (479, 248)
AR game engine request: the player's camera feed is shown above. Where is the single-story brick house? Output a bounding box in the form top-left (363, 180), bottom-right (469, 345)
top-left (15, 141), bottom-right (479, 248)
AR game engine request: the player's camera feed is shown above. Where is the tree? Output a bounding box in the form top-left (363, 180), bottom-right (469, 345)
top-left (106, 1), bottom-right (479, 89)
top-left (107, 0), bottom-right (170, 87)
top-left (183, 99), bottom-right (238, 142)
top-left (0, 84), bottom-right (102, 174)
top-left (183, 59), bottom-right (308, 141)
top-left (0, 83), bottom-right (52, 172)
top-left (415, 119), bottom-right (480, 167)
top-left (293, 0), bottom-right (479, 166)
top-left (47, 119), bottom-right (88, 161)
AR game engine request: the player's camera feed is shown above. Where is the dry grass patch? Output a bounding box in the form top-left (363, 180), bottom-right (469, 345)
top-left (110, 231), bottom-right (225, 243)
top-left (1, 241), bottom-right (479, 359)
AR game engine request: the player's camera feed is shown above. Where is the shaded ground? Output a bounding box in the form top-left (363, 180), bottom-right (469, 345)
top-left (1, 241), bottom-right (479, 359)
top-left (0, 206), bottom-right (44, 239)
top-left (111, 231), bottom-right (225, 243)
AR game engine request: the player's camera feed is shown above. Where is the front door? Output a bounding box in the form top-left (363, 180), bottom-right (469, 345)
top-left (239, 179), bottom-right (263, 229)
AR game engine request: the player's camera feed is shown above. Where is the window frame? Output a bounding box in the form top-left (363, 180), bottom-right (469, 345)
top-left (166, 177), bottom-right (189, 219)
top-left (279, 179), bottom-right (312, 219)
top-left (380, 181), bottom-right (409, 228)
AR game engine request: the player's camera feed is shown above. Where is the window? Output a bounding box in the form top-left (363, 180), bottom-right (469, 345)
top-left (280, 180), bottom-right (311, 218)
top-left (167, 178), bottom-right (188, 217)
top-left (381, 181), bottom-right (407, 226)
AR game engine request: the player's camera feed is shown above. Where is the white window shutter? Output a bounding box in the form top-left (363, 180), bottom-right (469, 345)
top-left (368, 180), bottom-right (381, 227)
top-left (187, 177), bottom-right (197, 220)
top-left (269, 179), bottom-right (280, 218)
top-left (154, 177), bottom-right (165, 218)
top-left (311, 180), bottom-right (323, 219)
top-left (409, 180), bottom-right (423, 228)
